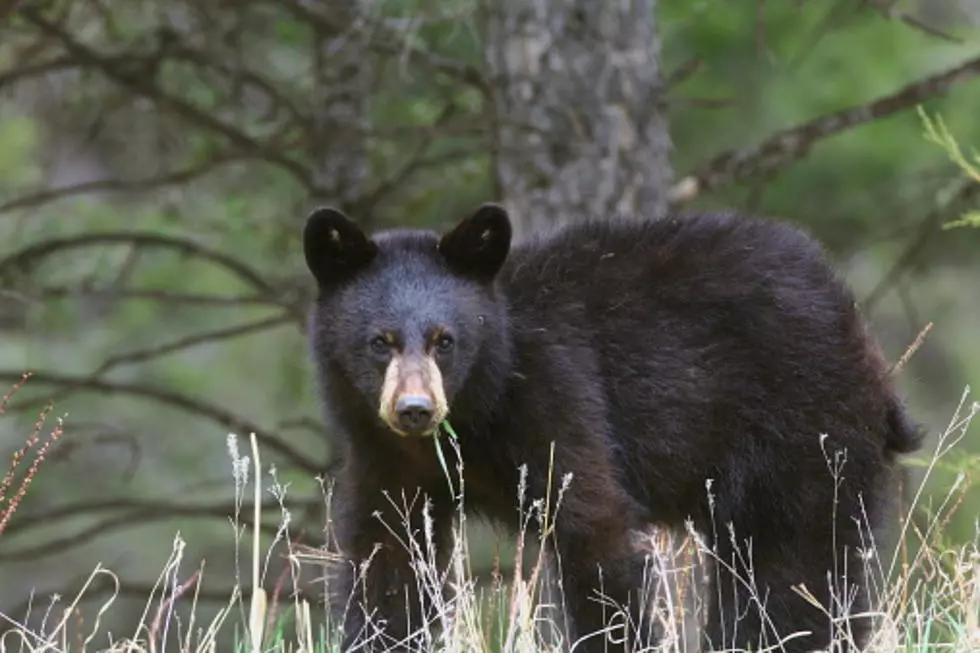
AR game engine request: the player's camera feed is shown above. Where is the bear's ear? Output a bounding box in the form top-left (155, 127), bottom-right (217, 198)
top-left (303, 207), bottom-right (378, 288)
top-left (438, 203), bottom-right (512, 282)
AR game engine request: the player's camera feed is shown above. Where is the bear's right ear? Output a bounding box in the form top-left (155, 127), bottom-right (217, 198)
top-left (303, 207), bottom-right (378, 288)
top-left (438, 203), bottom-right (512, 283)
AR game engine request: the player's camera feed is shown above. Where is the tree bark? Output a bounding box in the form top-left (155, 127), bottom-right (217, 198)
top-left (308, 3), bottom-right (373, 211)
top-left (481, 0), bottom-right (673, 239)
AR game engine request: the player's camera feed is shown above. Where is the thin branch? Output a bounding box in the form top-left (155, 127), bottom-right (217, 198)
top-left (31, 287), bottom-right (280, 307)
top-left (0, 232), bottom-right (282, 306)
top-left (0, 370), bottom-right (324, 474)
top-left (353, 104), bottom-right (474, 214)
top-left (93, 313), bottom-right (293, 375)
top-left (0, 155), bottom-right (246, 214)
top-left (785, 0), bottom-right (859, 72)
top-left (17, 6), bottom-right (316, 193)
top-left (0, 510), bottom-right (305, 562)
top-left (40, 422), bottom-right (143, 482)
top-left (663, 57), bottom-right (703, 90)
top-left (862, 176), bottom-right (980, 313)
top-left (167, 45), bottom-right (310, 129)
top-left (669, 53), bottom-right (980, 204)
top-left (865, 0), bottom-right (962, 44)
top-left (278, 0), bottom-right (487, 92)
top-left (0, 496), bottom-right (317, 541)
top-left (0, 53), bottom-right (81, 89)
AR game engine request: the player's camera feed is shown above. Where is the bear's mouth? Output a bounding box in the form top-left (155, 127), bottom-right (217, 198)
top-left (377, 353), bottom-right (449, 437)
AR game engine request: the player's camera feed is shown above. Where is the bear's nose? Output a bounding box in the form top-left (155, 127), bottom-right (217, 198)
top-left (394, 395), bottom-right (435, 435)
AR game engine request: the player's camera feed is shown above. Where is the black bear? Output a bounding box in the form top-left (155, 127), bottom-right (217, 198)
top-left (302, 203), bottom-right (923, 653)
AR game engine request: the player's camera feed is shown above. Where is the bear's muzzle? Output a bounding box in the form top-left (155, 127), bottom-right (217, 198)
top-left (378, 353), bottom-right (448, 436)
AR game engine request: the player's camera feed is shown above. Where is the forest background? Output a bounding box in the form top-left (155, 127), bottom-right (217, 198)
top-left (0, 0), bottom-right (979, 649)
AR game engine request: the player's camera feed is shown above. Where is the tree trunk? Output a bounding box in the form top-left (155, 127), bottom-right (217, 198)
top-left (307, 3), bottom-right (373, 212)
top-left (481, 0), bottom-right (674, 239)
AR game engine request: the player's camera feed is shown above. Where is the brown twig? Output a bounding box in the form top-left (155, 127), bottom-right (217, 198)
top-left (0, 372), bottom-right (32, 416)
top-left (1, 405), bottom-right (65, 536)
top-left (890, 322), bottom-right (934, 376)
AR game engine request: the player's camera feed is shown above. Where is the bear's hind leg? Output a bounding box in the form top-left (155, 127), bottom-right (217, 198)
top-left (703, 523), bottom-right (874, 653)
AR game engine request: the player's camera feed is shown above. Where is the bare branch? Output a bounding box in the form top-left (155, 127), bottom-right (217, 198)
top-left (663, 57), bottom-right (703, 90)
top-left (862, 176), bottom-right (980, 313)
top-left (17, 6), bottom-right (316, 193)
top-left (167, 45), bottom-right (310, 129)
top-left (0, 509), bottom-right (306, 561)
top-left (670, 53), bottom-right (980, 204)
top-left (0, 155), bottom-right (247, 214)
top-left (353, 103), bottom-right (474, 214)
top-left (0, 232), bottom-right (293, 316)
top-left (93, 313), bottom-right (293, 375)
top-left (0, 370), bottom-right (324, 474)
top-left (0, 54), bottom-right (80, 89)
top-left (0, 496), bottom-right (317, 542)
top-left (278, 0), bottom-right (487, 92)
top-left (29, 287), bottom-right (280, 307)
top-left (865, 0), bottom-right (962, 44)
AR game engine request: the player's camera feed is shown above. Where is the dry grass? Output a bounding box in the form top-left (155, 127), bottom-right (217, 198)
top-left (0, 381), bottom-right (977, 652)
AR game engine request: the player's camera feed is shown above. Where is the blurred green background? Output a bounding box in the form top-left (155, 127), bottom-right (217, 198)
top-left (0, 0), bottom-right (978, 645)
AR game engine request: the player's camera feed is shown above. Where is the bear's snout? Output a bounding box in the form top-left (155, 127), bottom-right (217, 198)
top-left (394, 395), bottom-right (435, 435)
top-left (377, 352), bottom-right (449, 436)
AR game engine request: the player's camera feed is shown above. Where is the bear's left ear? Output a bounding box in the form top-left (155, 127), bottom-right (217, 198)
top-left (303, 207), bottom-right (379, 289)
top-left (438, 203), bottom-right (512, 283)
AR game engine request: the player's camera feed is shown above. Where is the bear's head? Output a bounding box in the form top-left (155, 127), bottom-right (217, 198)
top-left (303, 203), bottom-right (512, 438)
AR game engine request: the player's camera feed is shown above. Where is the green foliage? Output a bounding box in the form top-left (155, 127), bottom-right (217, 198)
top-left (918, 105), bottom-right (980, 229)
top-left (0, 116), bottom-right (41, 189)
top-left (1, 1), bottom-right (979, 645)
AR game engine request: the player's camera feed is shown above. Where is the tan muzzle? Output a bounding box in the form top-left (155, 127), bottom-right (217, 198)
top-left (378, 353), bottom-right (449, 436)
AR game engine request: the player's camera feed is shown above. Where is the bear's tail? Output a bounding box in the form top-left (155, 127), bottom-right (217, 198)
top-left (885, 398), bottom-right (926, 454)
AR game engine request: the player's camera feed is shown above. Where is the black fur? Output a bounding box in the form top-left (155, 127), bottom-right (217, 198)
top-left (303, 205), bottom-right (924, 652)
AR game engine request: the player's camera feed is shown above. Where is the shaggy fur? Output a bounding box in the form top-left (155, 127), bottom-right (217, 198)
top-left (302, 204), bottom-right (923, 653)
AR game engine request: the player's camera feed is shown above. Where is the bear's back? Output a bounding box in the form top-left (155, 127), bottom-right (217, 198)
top-left (493, 212), bottom-right (899, 517)
top-left (497, 212), bottom-right (859, 364)
top-left (499, 212), bottom-right (842, 311)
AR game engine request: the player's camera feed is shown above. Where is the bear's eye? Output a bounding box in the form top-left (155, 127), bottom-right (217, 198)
top-left (369, 335), bottom-right (390, 355)
top-left (434, 334), bottom-right (455, 355)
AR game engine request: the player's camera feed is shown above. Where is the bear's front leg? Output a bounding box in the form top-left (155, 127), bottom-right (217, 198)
top-left (531, 451), bottom-right (655, 653)
top-left (327, 461), bottom-right (454, 653)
